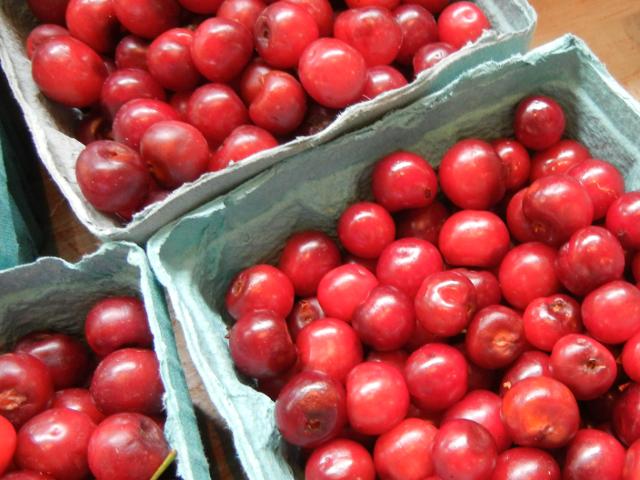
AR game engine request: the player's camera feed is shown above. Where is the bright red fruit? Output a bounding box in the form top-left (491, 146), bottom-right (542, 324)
top-left (298, 38), bottom-right (367, 109)
top-left (514, 96), bottom-right (566, 151)
top-left (522, 294), bottom-right (582, 352)
top-left (439, 210), bottom-right (510, 268)
top-left (372, 151), bottom-right (437, 212)
top-left (492, 139), bottom-right (531, 191)
top-left (87, 413), bottom-right (170, 480)
top-left (432, 419), bottom-right (497, 480)
top-left (499, 351), bottom-right (551, 397)
top-left (112, 98), bottom-right (180, 150)
top-left (606, 192), bottom-right (640, 250)
top-left (0, 415), bottom-right (16, 476)
top-left (238, 59), bottom-right (274, 104)
top-left (112, 0), bottom-right (181, 39)
top-left (31, 36), bottom-right (108, 107)
top-left (506, 188), bottom-right (536, 243)
top-left (393, 5), bottom-right (438, 65)
top-left (438, 1), bottom-right (490, 49)
top-left (439, 139), bottom-right (506, 209)
top-left (582, 280), bottom-right (640, 344)
top-left (395, 201), bottom-right (449, 244)
top-left (317, 264), bottom-right (379, 321)
top-left (287, 297), bottom-right (324, 341)
top-left (491, 447), bottom-right (560, 480)
top-left (623, 331), bottom-right (640, 382)
top-left (568, 158), bottom-right (625, 219)
top-left (218, 0), bottom-right (266, 31)
top-left (501, 376), bottom-right (579, 449)
top-left (52, 389), bottom-right (105, 424)
top-left (413, 42), bottom-right (455, 74)
top-left (338, 202), bottom-right (395, 258)
top-left (275, 371), bottom-right (347, 448)
top-left (25, 24), bottom-right (69, 59)
top-left (249, 71), bottom-right (307, 135)
top-left (374, 418), bottom-right (438, 480)
top-left (530, 139), bottom-right (590, 181)
top-left (147, 28), bottom-right (202, 92)
top-left (16, 409), bottom-right (96, 479)
top-left (625, 439), bottom-right (640, 479)
top-left (305, 439), bottom-right (375, 480)
top-left (362, 65), bottom-right (408, 99)
top-left (614, 383), bottom-right (640, 446)
top-left (564, 429), bottom-right (625, 479)
top-left (211, 125), bottom-right (278, 170)
top-left (101, 68), bottom-right (165, 119)
top-left (115, 35), bottom-right (149, 70)
top-left (225, 264), bottom-right (294, 320)
top-left (286, 0), bottom-right (334, 37)
top-left (451, 269), bottom-right (501, 310)
top-left (65, 0), bottom-right (119, 53)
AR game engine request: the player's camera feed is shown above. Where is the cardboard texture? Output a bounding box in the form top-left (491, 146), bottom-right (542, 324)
top-left (0, 242), bottom-right (211, 480)
top-left (0, 0), bottom-right (535, 242)
top-left (147, 35), bottom-right (640, 479)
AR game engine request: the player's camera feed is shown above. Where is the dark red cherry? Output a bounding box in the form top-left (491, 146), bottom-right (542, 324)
top-left (514, 96), bottom-right (566, 151)
top-left (413, 42), bottom-right (455, 74)
top-left (606, 192), bottom-right (640, 251)
top-left (522, 294), bottom-right (582, 352)
top-left (568, 158), bottom-right (625, 219)
top-left (491, 447), bottom-right (560, 480)
top-left (317, 264), bottom-right (379, 321)
top-left (530, 139), bottom-right (590, 181)
top-left (305, 439), bottom-right (375, 480)
top-left (564, 429), bottom-right (625, 479)
top-left (491, 139), bottom-right (531, 191)
top-left (362, 65), bottom-right (408, 99)
top-left (395, 201), bottom-right (449, 245)
top-left (499, 350), bottom-right (551, 397)
top-left (393, 5), bottom-right (438, 65)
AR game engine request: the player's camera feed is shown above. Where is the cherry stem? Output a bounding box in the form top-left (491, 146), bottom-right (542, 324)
top-left (150, 449), bottom-right (177, 480)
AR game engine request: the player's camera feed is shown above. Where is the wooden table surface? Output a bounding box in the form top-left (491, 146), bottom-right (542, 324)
top-left (30, 1), bottom-right (640, 478)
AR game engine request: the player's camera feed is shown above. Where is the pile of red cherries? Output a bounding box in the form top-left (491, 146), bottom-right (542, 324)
top-left (0, 297), bottom-right (171, 480)
top-left (24, 0), bottom-right (490, 221)
top-left (224, 95), bottom-right (640, 479)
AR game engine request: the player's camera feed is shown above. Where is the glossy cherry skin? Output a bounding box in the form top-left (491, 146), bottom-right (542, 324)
top-left (440, 139), bottom-right (506, 209)
top-left (112, 98), bottom-right (180, 150)
top-left (443, 390), bottom-right (511, 452)
top-left (568, 158), bottom-right (625, 219)
top-left (522, 175), bottom-right (594, 247)
top-left (549, 334), bottom-right (616, 400)
top-left (405, 343), bottom-right (468, 412)
top-left (582, 280), bottom-right (640, 344)
top-left (298, 38), bottom-right (367, 109)
top-left (334, 7), bottom-right (401, 66)
top-left (187, 83), bottom-right (248, 147)
top-left (112, 0), bottom-right (181, 39)
top-left (87, 413), bottom-right (170, 480)
top-left (15, 409), bottom-right (95, 480)
top-left (613, 383), bottom-right (640, 445)
top-left (100, 68), bottom-right (165, 119)
top-left (31, 36), bottom-right (108, 107)
top-left (352, 285), bottom-right (415, 351)
top-left (465, 305), bottom-right (525, 370)
top-left (287, 297), bottom-right (324, 341)
top-left (0, 353), bottom-right (53, 432)
top-left (432, 419), bottom-right (497, 480)
top-left (491, 447), bottom-right (560, 480)
top-left (191, 18), bottom-right (253, 82)
top-left (623, 331), bottom-right (640, 382)
top-left (14, 332), bottom-right (90, 390)
top-left (275, 370), bottom-right (347, 448)
top-left (306, 439), bottom-right (375, 480)
top-left (238, 59), bottom-right (274, 104)
top-left (514, 96), bottom-right (566, 151)
top-left (564, 429), bottom-right (625, 479)
top-left (229, 310), bottom-right (296, 378)
top-left (499, 351), bottom-right (551, 397)
top-left (65, 0), bottom-right (118, 53)
top-left (286, 0), bottom-right (334, 37)
top-left (338, 202), bottom-right (395, 258)
top-left (26, 0), bottom-right (70, 24)
top-left (441, 3), bottom-right (491, 47)
top-left (85, 296), bottom-right (152, 356)
top-left (76, 140), bottom-right (151, 213)
top-left (25, 24), bottom-right (69, 59)
top-left (115, 35), bottom-right (149, 70)
top-left (211, 125), bottom-right (278, 170)
top-left (502, 376), bottom-right (579, 449)
top-left (0, 414), bottom-right (16, 476)
top-left (317, 264), bottom-right (379, 321)
top-left (376, 238), bottom-right (443, 298)
top-left (218, 0), bottom-right (267, 32)
top-left (51, 389), bottom-right (105, 425)
top-left (498, 242), bottom-right (560, 310)
top-left (90, 348), bottom-right (164, 415)
top-left (395, 201), bottom-right (449, 245)
top-left (373, 418), bottom-right (437, 480)
top-left (522, 294), bottom-right (581, 352)
top-left (415, 270), bottom-right (476, 337)
top-left (346, 362), bottom-right (409, 435)
top-left (491, 139), bottom-right (531, 191)
top-left (625, 439), bottom-right (640, 479)
top-left (372, 151), bottom-right (437, 212)
top-left (255, 2), bottom-right (319, 68)
top-left (393, 5), bottom-right (438, 65)
top-left (556, 226), bottom-right (625, 296)
top-left (278, 231), bottom-right (341, 297)
top-left (451, 269), bottom-right (501, 310)
top-left (413, 42), bottom-right (455, 74)
top-left (439, 210), bottom-right (510, 268)
top-left (530, 139), bottom-right (590, 181)
top-left (140, 120), bottom-right (209, 188)
top-left (177, 0), bottom-right (223, 13)
top-left (606, 192), bottom-right (640, 250)
top-left (297, 318), bottom-right (363, 382)
top-left (249, 71), bottom-right (307, 135)
top-left (362, 65), bottom-right (408, 99)
top-left (147, 28), bottom-right (202, 92)
top-left (226, 264), bottom-right (294, 320)
top-left (506, 188), bottom-right (537, 243)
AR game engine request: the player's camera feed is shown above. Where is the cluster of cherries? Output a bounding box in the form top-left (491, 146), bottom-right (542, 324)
top-left (24, 0), bottom-right (490, 221)
top-left (0, 297), bottom-right (172, 480)
top-left (224, 94), bottom-right (640, 479)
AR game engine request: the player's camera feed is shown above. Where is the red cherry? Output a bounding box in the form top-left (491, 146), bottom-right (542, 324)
top-left (298, 38), bottom-right (367, 109)
top-left (438, 1), bottom-right (490, 49)
top-left (371, 151), bottom-right (438, 212)
top-left (297, 318), bottom-right (363, 382)
top-left (614, 383), bottom-right (640, 446)
top-left (338, 202), bottom-right (395, 259)
top-left (499, 350), bottom-right (551, 397)
top-left (287, 297), bottom-right (324, 341)
top-left (522, 294), bottom-right (582, 352)
top-left (606, 192), bottom-right (640, 250)
top-left (217, 0), bottom-right (267, 32)
top-left (530, 139), bottom-right (590, 181)
top-left (491, 139), bottom-right (531, 191)
top-left (211, 125), bottom-right (278, 170)
top-left (147, 28), bottom-right (202, 92)
top-left (317, 264), bottom-right (379, 321)
top-left (31, 36), bottom-right (108, 107)
top-left (439, 139), bottom-right (506, 209)
top-left (568, 158), bottom-right (625, 219)
top-left (16, 409), bottom-right (96, 480)
top-left (491, 447), bottom-right (560, 480)
top-left (275, 371), bottom-right (347, 448)
top-left (625, 439), bottom-right (640, 479)
top-left (362, 65), bottom-right (408, 99)
top-left (1, 472), bottom-right (55, 480)
top-left (305, 439), bottom-right (375, 480)
top-left (238, 59), bottom-right (274, 104)
top-left (65, 0), bottom-right (118, 53)
top-left (115, 35), bottom-right (149, 70)
top-left (112, 98), bottom-right (180, 150)
top-left (27, 0), bottom-right (70, 24)
top-left (100, 68), bottom-right (165, 119)
top-left (413, 42), bottom-right (455, 74)
top-left (0, 415), bottom-right (16, 476)
top-left (376, 238), bottom-right (444, 298)
top-left (225, 264), bottom-right (294, 320)
top-left (249, 71), bottom-right (307, 135)
top-left (393, 4), bottom-right (438, 65)
top-left (177, 0), bottom-right (223, 13)
top-left (25, 24), bottom-right (69, 59)
top-left (622, 331), bottom-right (640, 383)
top-left (514, 96), bottom-right (566, 151)
top-left (112, 0), bottom-right (181, 39)
top-left (52, 389), bottom-right (105, 425)
top-left (564, 429), bottom-right (625, 479)
top-left (582, 280), bottom-right (640, 345)
top-left (286, 0), bottom-right (334, 36)
top-left (451, 268), bottom-right (501, 310)
top-left (506, 188), bottom-right (536, 244)
top-left (395, 201), bottom-right (449, 244)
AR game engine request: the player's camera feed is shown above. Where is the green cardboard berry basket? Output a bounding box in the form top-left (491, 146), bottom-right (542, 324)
top-left (0, 242), bottom-right (210, 480)
top-left (146, 35), bottom-right (640, 479)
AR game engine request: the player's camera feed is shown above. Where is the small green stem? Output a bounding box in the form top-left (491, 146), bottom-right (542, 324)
top-left (151, 449), bottom-right (177, 480)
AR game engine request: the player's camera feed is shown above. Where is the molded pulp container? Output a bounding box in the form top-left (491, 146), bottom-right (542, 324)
top-left (0, 0), bottom-right (535, 242)
top-left (0, 242), bottom-right (211, 480)
top-left (146, 35), bottom-right (640, 480)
